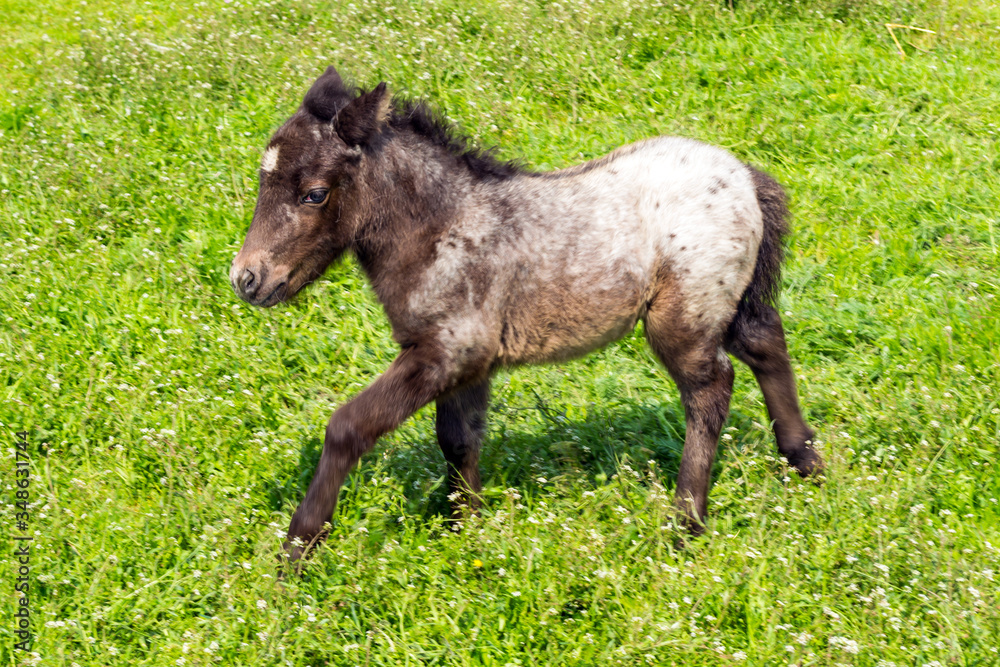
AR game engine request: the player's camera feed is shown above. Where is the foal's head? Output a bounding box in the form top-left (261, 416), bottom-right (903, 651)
top-left (230, 66), bottom-right (390, 306)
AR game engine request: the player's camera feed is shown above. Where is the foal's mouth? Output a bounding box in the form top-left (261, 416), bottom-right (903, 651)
top-left (254, 281), bottom-right (289, 308)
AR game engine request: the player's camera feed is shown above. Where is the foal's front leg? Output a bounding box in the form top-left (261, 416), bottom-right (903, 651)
top-left (436, 377), bottom-right (491, 518)
top-left (285, 344), bottom-right (458, 564)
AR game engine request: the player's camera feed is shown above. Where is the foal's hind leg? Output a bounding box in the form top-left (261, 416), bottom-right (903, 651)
top-left (436, 377), bottom-right (490, 518)
top-left (725, 304), bottom-right (823, 476)
top-left (646, 304), bottom-right (735, 534)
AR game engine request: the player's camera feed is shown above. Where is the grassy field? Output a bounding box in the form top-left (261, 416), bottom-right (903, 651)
top-left (2, 0), bottom-right (999, 664)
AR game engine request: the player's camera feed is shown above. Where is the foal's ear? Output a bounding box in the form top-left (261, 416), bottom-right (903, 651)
top-left (334, 82), bottom-right (391, 147)
top-left (303, 66), bottom-right (350, 121)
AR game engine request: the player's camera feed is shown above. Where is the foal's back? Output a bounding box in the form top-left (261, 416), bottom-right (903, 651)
top-left (477, 136), bottom-right (764, 366)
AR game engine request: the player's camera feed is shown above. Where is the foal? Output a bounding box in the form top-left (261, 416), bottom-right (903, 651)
top-left (230, 67), bottom-right (824, 563)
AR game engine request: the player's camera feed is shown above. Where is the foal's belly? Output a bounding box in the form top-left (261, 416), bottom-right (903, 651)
top-left (494, 269), bottom-right (647, 366)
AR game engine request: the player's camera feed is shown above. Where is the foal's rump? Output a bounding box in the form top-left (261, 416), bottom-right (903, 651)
top-left (625, 137), bottom-right (764, 333)
top-left (493, 136), bottom-right (765, 365)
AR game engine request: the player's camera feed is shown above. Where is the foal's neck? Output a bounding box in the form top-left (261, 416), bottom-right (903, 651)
top-left (348, 136), bottom-right (486, 295)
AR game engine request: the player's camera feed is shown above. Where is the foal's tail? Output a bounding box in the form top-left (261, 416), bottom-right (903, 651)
top-left (739, 164), bottom-right (790, 315)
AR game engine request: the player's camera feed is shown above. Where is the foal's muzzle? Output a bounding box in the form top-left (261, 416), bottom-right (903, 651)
top-left (230, 257), bottom-right (288, 306)
top-left (230, 260), bottom-right (267, 302)
top-left (235, 268), bottom-right (258, 299)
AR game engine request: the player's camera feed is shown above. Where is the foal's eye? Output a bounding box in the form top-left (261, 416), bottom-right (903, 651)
top-left (301, 189), bottom-right (329, 205)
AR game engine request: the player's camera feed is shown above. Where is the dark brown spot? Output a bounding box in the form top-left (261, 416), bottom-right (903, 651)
top-left (467, 260), bottom-right (494, 303)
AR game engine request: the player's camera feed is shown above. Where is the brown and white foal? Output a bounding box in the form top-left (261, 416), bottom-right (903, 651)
top-left (230, 67), bottom-right (823, 564)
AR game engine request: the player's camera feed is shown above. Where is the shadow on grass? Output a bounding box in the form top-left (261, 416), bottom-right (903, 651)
top-left (263, 398), bottom-right (763, 522)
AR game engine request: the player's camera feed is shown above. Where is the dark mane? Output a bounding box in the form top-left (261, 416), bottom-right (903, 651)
top-left (301, 68), bottom-right (524, 181)
top-left (387, 96), bottom-right (525, 181)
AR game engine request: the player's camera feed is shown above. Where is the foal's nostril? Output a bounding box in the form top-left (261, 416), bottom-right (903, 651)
top-left (239, 269), bottom-right (257, 297)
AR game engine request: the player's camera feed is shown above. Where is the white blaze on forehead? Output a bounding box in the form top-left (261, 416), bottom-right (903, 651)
top-left (261, 145), bottom-right (280, 173)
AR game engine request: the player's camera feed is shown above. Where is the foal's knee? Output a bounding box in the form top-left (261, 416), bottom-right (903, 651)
top-left (324, 417), bottom-right (369, 463)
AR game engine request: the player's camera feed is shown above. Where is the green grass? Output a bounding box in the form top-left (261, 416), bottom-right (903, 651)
top-left (2, 0), bottom-right (999, 664)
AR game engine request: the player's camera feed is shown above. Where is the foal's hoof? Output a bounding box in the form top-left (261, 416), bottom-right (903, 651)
top-left (278, 534), bottom-right (323, 578)
top-left (787, 447), bottom-right (825, 478)
top-left (277, 545), bottom-right (306, 579)
top-left (669, 504), bottom-right (707, 548)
